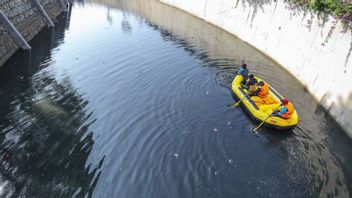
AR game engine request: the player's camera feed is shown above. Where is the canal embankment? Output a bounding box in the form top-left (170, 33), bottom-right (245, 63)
top-left (0, 0), bottom-right (71, 66)
top-left (159, 0), bottom-right (352, 137)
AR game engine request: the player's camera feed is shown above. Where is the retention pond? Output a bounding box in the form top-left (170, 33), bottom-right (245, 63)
top-left (0, 0), bottom-right (351, 197)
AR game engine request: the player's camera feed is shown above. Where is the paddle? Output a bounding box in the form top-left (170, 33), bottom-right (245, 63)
top-left (252, 104), bottom-right (282, 133)
top-left (232, 96), bottom-right (246, 107)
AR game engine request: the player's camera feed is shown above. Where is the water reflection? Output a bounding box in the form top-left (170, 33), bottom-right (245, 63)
top-left (0, 10), bottom-right (102, 197)
top-left (120, 2), bottom-right (132, 34)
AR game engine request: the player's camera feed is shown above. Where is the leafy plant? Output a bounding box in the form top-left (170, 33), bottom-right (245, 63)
top-left (290, 0), bottom-right (352, 19)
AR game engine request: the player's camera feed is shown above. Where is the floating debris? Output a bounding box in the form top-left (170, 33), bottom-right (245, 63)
top-left (227, 121), bottom-right (232, 128)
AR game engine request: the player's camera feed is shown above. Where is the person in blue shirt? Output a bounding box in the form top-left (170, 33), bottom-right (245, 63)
top-left (237, 63), bottom-right (249, 85)
top-left (273, 105), bottom-right (288, 116)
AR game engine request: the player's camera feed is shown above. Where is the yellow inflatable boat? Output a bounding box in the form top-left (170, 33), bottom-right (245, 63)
top-left (231, 75), bottom-right (299, 130)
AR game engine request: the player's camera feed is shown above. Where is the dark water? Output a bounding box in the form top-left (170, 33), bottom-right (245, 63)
top-left (0, 0), bottom-right (351, 197)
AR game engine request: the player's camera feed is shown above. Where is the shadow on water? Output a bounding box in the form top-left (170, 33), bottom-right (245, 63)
top-left (0, 9), bottom-right (102, 197)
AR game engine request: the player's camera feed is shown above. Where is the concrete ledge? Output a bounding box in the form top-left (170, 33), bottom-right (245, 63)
top-left (0, 12), bottom-right (31, 50)
top-left (32, 0), bottom-right (55, 27)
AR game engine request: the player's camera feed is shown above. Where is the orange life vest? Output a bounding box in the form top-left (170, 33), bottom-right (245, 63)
top-left (281, 102), bottom-right (294, 119)
top-left (258, 83), bottom-right (269, 98)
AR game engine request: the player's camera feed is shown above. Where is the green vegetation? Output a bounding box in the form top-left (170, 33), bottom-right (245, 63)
top-left (293, 0), bottom-right (352, 18)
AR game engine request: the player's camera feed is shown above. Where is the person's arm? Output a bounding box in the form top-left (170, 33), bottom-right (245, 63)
top-left (252, 87), bottom-right (261, 95)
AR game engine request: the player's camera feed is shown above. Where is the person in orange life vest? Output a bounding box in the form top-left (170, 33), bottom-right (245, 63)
top-left (249, 81), bottom-right (269, 98)
top-left (272, 98), bottom-right (295, 119)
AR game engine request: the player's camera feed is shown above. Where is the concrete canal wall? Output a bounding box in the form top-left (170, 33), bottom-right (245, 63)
top-left (160, 0), bottom-right (352, 137)
top-left (0, 0), bottom-right (70, 66)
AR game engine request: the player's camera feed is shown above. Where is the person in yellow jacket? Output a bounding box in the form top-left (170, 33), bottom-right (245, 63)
top-left (249, 81), bottom-right (269, 98)
top-left (272, 98), bottom-right (295, 119)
